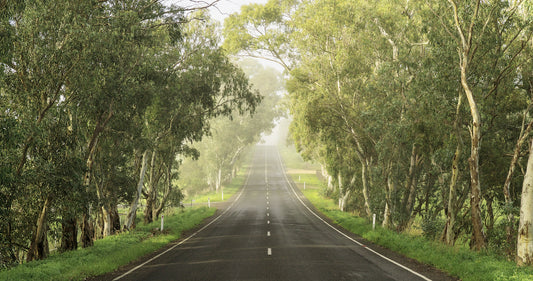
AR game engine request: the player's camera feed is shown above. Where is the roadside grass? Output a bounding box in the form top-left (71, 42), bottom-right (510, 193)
top-left (0, 207), bottom-right (215, 281)
top-left (279, 145), bottom-right (533, 281)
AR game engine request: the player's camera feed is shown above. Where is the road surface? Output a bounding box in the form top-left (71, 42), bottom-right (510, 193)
top-left (111, 146), bottom-right (441, 281)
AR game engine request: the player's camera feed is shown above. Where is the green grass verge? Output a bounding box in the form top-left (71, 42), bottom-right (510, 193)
top-left (0, 207), bottom-right (215, 281)
top-left (279, 145), bottom-right (533, 281)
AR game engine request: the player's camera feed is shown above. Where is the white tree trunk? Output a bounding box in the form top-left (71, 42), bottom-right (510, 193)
top-left (517, 140), bottom-right (533, 266)
top-left (101, 206), bottom-right (111, 237)
top-left (216, 167), bottom-right (222, 193)
top-left (125, 150), bottom-right (149, 230)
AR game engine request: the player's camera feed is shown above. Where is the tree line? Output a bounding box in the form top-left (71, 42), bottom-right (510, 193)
top-left (0, 0), bottom-right (264, 267)
top-left (224, 0), bottom-right (533, 265)
top-left (179, 59), bottom-right (283, 198)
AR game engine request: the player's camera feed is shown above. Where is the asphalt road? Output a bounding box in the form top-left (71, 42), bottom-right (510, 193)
top-left (111, 146), bottom-right (438, 281)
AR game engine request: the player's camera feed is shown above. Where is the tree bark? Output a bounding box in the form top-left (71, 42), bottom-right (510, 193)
top-left (101, 205), bottom-right (112, 238)
top-left (503, 108), bottom-right (533, 252)
top-left (361, 159), bottom-right (372, 218)
top-left (517, 140), bottom-right (533, 266)
top-left (80, 213), bottom-right (94, 248)
top-left (27, 196), bottom-right (51, 261)
top-left (383, 163), bottom-right (395, 228)
top-left (125, 150), bottom-right (149, 230)
top-left (448, 0), bottom-right (486, 250)
top-left (81, 109), bottom-right (114, 246)
top-left (398, 144), bottom-right (422, 231)
top-left (144, 149), bottom-right (159, 224)
top-left (154, 162), bottom-right (173, 220)
top-left (60, 217), bottom-right (77, 252)
top-left (216, 167), bottom-right (222, 194)
top-left (442, 93), bottom-right (463, 245)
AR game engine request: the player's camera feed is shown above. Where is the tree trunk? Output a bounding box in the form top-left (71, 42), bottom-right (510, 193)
top-left (144, 149), bottom-right (158, 224)
top-left (442, 93), bottom-right (463, 245)
top-left (503, 110), bottom-right (533, 253)
top-left (448, 0), bottom-right (486, 250)
top-left (517, 140), bottom-right (533, 266)
top-left (125, 150), bottom-right (149, 230)
top-left (27, 196), bottom-right (51, 261)
top-left (144, 195), bottom-right (154, 224)
top-left (361, 160), bottom-right (372, 218)
top-left (215, 167), bottom-right (222, 194)
top-left (442, 141), bottom-right (461, 245)
top-left (101, 205), bottom-right (112, 238)
top-left (80, 213), bottom-right (94, 248)
top-left (405, 144), bottom-right (421, 217)
top-left (111, 205), bottom-right (120, 233)
top-left (383, 166), bottom-right (395, 228)
top-left (60, 217), bottom-right (77, 252)
top-left (398, 144), bottom-right (422, 231)
top-left (462, 66), bottom-right (486, 250)
top-left (154, 162), bottom-right (173, 219)
top-left (80, 109), bottom-right (114, 246)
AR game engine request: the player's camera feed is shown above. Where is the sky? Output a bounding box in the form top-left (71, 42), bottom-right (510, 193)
top-left (164, 0), bottom-right (268, 24)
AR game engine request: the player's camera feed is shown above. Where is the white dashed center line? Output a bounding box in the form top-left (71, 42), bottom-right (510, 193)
top-left (267, 231), bottom-right (271, 236)
top-left (267, 220), bottom-right (270, 224)
top-left (267, 248), bottom-right (272, 256)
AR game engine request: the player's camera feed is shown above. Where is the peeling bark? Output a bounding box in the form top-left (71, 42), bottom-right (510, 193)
top-left (517, 140), bottom-right (533, 266)
top-left (27, 196), bottom-right (51, 261)
top-left (125, 150), bottom-right (149, 230)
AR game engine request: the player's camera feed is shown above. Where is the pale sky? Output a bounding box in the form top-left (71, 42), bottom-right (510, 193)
top-left (164, 0), bottom-right (269, 24)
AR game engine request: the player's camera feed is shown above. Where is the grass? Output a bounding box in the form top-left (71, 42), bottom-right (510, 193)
top-left (0, 207), bottom-right (215, 281)
top-left (279, 145), bottom-right (533, 281)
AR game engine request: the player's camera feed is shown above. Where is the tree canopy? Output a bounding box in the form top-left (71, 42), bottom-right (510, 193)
top-left (224, 0), bottom-right (533, 265)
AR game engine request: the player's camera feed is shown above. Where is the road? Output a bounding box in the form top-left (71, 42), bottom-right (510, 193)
top-left (112, 146), bottom-right (436, 281)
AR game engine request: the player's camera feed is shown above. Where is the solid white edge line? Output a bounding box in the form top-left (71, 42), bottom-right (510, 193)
top-left (275, 148), bottom-right (432, 281)
top-left (113, 163), bottom-right (253, 281)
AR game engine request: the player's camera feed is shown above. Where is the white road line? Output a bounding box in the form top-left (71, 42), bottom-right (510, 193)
top-left (275, 149), bottom-right (432, 281)
top-left (267, 231), bottom-right (271, 236)
top-left (267, 220), bottom-right (270, 224)
top-left (267, 248), bottom-right (272, 256)
top-left (267, 201), bottom-right (269, 205)
top-left (267, 206), bottom-right (269, 210)
top-left (112, 163), bottom-right (253, 280)
top-left (267, 213), bottom-right (270, 217)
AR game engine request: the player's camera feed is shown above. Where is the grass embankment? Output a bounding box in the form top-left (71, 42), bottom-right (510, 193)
top-left (0, 207), bottom-right (215, 281)
top-left (280, 145), bottom-right (533, 281)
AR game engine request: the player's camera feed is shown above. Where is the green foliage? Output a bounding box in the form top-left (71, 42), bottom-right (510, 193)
top-left (226, 0), bottom-right (533, 261)
top-left (179, 59), bottom-right (282, 196)
top-left (0, 0), bottom-right (264, 267)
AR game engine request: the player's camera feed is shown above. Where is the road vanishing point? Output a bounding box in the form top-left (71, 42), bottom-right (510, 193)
top-left (108, 146), bottom-right (448, 281)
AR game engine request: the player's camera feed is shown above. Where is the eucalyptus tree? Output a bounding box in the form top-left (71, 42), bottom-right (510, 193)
top-left (0, 0), bottom-right (99, 261)
top-left (223, 0), bottom-right (298, 72)
top-left (431, 0), bottom-right (533, 250)
top-left (180, 60), bottom-right (281, 197)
